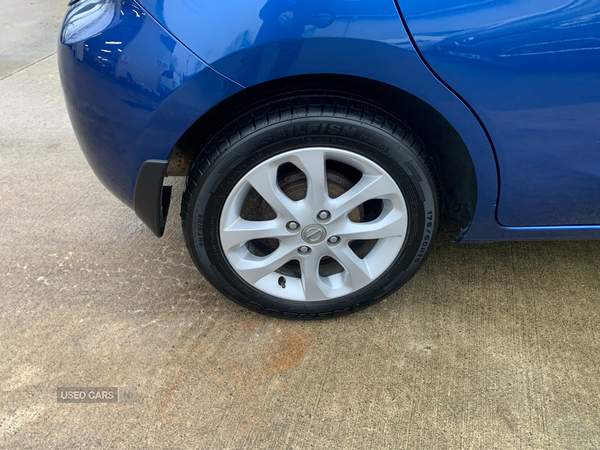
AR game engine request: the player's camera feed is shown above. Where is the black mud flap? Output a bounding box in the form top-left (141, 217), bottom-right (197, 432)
top-left (133, 160), bottom-right (172, 237)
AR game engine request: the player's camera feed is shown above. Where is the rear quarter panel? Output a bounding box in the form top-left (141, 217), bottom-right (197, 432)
top-left (136, 0), bottom-right (501, 240)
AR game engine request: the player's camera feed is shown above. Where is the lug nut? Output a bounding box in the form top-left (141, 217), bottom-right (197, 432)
top-left (318, 210), bottom-right (330, 221)
top-left (287, 221), bottom-right (299, 230)
top-left (298, 246), bottom-right (310, 254)
top-left (328, 236), bottom-right (339, 244)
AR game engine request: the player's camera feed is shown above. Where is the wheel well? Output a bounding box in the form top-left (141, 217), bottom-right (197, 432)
top-left (170, 74), bottom-right (477, 234)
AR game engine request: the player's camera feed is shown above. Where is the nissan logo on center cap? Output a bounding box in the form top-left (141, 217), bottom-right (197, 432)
top-left (301, 224), bottom-right (327, 244)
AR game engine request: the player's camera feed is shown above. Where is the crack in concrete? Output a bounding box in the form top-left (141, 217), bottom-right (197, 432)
top-left (0, 52), bottom-right (57, 82)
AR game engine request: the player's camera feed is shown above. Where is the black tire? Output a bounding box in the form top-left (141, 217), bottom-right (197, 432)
top-left (182, 94), bottom-right (440, 319)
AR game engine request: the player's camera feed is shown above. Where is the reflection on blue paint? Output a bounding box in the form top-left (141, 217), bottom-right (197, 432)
top-left (62, 0), bottom-right (117, 45)
top-left (59, 0), bottom-right (243, 205)
top-left (62, 0), bottom-right (205, 100)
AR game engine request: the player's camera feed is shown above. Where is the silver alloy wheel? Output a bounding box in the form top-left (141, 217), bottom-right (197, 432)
top-left (219, 147), bottom-right (409, 301)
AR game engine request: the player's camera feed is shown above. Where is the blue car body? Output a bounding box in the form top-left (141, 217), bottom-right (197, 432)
top-left (58, 0), bottom-right (600, 243)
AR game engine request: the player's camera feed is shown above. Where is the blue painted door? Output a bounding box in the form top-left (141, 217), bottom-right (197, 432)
top-left (399, 0), bottom-right (600, 226)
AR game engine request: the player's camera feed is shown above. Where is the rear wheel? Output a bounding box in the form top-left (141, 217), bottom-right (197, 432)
top-left (182, 94), bottom-right (439, 319)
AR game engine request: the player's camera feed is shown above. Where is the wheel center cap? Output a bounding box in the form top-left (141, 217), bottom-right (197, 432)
top-left (301, 224), bottom-right (327, 244)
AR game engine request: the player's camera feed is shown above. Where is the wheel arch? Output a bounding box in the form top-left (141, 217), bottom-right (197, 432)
top-left (169, 74), bottom-right (477, 233)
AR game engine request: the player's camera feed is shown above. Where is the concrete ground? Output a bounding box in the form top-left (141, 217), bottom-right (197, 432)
top-left (1, 2), bottom-right (600, 449)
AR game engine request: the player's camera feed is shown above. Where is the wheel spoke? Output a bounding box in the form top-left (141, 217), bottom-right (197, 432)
top-left (220, 218), bottom-right (289, 250)
top-left (328, 174), bottom-right (399, 221)
top-left (245, 163), bottom-right (298, 220)
top-left (333, 209), bottom-right (406, 241)
top-left (288, 150), bottom-right (328, 208)
top-left (232, 245), bottom-right (298, 284)
top-left (329, 245), bottom-right (373, 289)
top-left (299, 254), bottom-right (330, 299)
